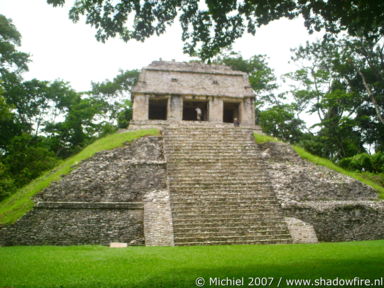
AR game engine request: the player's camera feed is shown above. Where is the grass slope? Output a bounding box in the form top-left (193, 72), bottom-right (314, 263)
top-left (254, 133), bottom-right (384, 199)
top-left (0, 129), bottom-right (159, 225)
top-left (0, 241), bottom-right (383, 288)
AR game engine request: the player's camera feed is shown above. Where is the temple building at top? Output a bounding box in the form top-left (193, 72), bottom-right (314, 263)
top-left (131, 60), bottom-right (256, 126)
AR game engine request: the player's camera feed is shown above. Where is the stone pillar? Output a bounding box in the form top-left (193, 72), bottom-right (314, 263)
top-left (240, 97), bottom-right (255, 126)
top-left (132, 94), bottom-right (149, 121)
top-left (250, 98), bottom-right (256, 124)
top-left (209, 97), bottom-right (223, 123)
top-left (168, 95), bottom-right (182, 121)
top-left (143, 190), bottom-right (175, 246)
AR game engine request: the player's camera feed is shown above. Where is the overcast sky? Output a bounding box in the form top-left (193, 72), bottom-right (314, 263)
top-left (1, 0), bottom-right (322, 93)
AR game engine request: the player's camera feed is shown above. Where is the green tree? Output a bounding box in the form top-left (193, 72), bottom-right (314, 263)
top-left (91, 69), bottom-right (138, 128)
top-left (3, 134), bottom-right (58, 188)
top-left (0, 15), bottom-right (130, 201)
top-left (0, 161), bottom-right (15, 201)
top-left (258, 104), bottom-right (305, 143)
top-left (212, 53), bottom-right (304, 141)
top-left (0, 15), bottom-right (30, 151)
top-left (47, 0), bottom-right (384, 59)
top-left (287, 36), bottom-right (384, 160)
top-left (0, 14), bottom-right (29, 77)
top-left (213, 53), bottom-right (278, 107)
top-left (44, 88), bottom-right (111, 157)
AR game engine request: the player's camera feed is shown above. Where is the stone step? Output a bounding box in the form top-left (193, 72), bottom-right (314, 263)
top-left (169, 175), bottom-right (269, 180)
top-left (172, 225), bottom-right (289, 233)
top-left (171, 200), bottom-right (277, 205)
top-left (171, 205), bottom-right (281, 212)
top-left (173, 235), bottom-right (292, 244)
top-left (169, 190), bottom-right (276, 195)
top-left (170, 197), bottom-right (278, 203)
top-left (165, 141), bottom-right (255, 145)
top-left (175, 239), bottom-right (291, 246)
top-left (171, 212), bottom-right (285, 220)
top-left (166, 134), bottom-right (258, 137)
top-left (170, 194), bottom-right (277, 199)
top-left (169, 184), bottom-right (273, 190)
top-left (167, 152), bottom-right (260, 156)
top-left (169, 178), bottom-right (270, 182)
top-left (169, 182), bottom-right (272, 186)
top-left (170, 193), bottom-right (277, 198)
top-left (170, 196), bottom-right (279, 201)
top-left (172, 223), bottom-right (287, 231)
top-left (166, 150), bottom-right (259, 154)
top-left (167, 157), bottom-right (261, 161)
top-left (173, 230), bottom-right (291, 238)
top-left (167, 156), bottom-right (262, 159)
top-left (172, 221), bottom-right (288, 228)
top-left (165, 133), bottom-right (255, 136)
top-left (173, 233), bottom-right (292, 241)
top-left (169, 179), bottom-right (270, 184)
top-left (163, 126), bottom-right (292, 246)
top-left (165, 140), bottom-right (255, 145)
top-left (167, 168), bottom-right (267, 173)
top-left (168, 174), bottom-right (268, 179)
top-left (164, 143), bottom-right (257, 147)
top-left (169, 178), bottom-right (270, 181)
top-left (171, 203), bottom-right (280, 211)
top-left (171, 214), bottom-right (285, 223)
top-left (163, 129), bottom-right (253, 139)
top-left (170, 198), bottom-right (277, 203)
top-left (169, 189), bottom-right (274, 194)
top-left (167, 160), bottom-right (264, 165)
top-left (167, 169), bottom-right (268, 174)
top-left (173, 223), bottom-right (288, 231)
top-left (170, 197), bottom-right (277, 202)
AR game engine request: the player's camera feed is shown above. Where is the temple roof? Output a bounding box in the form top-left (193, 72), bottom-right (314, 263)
top-left (132, 61), bottom-right (255, 98)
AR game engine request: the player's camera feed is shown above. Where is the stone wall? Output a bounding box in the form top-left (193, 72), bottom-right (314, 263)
top-left (258, 141), bottom-right (384, 242)
top-left (0, 136), bottom-right (168, 246)
top-left (259, 142), bottom-right (378, 202)
top-left (0, 203), bottom-right (144, 246)
top-left (284, 217), bottom-right (318, 244)
top-left (284, 201), bottom-right (384, 242)
top-left (37, 136), bottom-right (166, 203)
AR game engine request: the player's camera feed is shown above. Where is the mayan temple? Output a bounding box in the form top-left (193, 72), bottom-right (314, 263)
top-left (1, 61), bottom-right (383, 246)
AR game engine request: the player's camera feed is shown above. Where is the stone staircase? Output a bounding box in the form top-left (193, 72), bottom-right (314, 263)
top-left (163, 124), bottom-right (292, 246)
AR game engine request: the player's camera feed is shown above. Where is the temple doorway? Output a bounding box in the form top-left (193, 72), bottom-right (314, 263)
top-left (148, 98), bottom-right (168, 120)
top-left (223, 102), bottom-right (240, 123)
top-left (183, 100), bottom-right (208, 121)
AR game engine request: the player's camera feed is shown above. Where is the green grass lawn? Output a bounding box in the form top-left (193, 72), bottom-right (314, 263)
top-left (0, 241), bottom-right (383, 288)
top-left (0, 129), bottom-right (159, 226)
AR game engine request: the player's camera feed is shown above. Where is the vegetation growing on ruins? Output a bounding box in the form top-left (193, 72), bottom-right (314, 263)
top-left (0, 129), bottom-right (159, 225)
top-left (254, 133), bottom-right (384, 199)
top-left (1, 240), bottom-right (383, 287)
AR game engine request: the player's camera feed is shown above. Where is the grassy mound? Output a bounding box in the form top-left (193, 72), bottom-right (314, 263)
top-left (0, 129), bottom-right (159, 225)
top-left (0, 241), bottom-right (383, 287)
top-left (254, 133), bottom-right (384, 199)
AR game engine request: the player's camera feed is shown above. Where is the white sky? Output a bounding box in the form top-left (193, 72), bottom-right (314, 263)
top-left (1, 0), bottom-right (322, 94)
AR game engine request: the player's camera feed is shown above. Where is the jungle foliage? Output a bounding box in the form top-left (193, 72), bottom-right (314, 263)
top-left (47, 0), bottom-right (384, 60)
top-left (0, 15), bottom-right (137, 201)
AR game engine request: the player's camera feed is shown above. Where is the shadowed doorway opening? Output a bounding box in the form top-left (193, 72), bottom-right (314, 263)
top-left (223, 102), bottom-right (240, 123)
top-left (148, 98), bottom-right (168, 120)
top-left (183, 100), bottom-right (208, 121)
